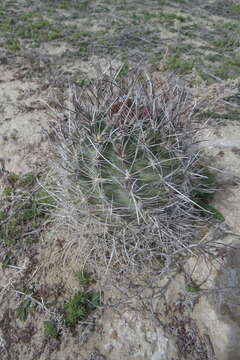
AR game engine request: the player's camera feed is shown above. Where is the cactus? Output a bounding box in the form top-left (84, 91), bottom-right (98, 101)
top-left (49, 66), bottom-right (218, 273)
top-left (68, 110), bottom-right (189, 226)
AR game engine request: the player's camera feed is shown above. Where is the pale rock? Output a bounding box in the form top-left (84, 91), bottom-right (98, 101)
top-left (99, 309), bottom-right (179, 360)
top-left (186, 121), bottom-right (240, 360)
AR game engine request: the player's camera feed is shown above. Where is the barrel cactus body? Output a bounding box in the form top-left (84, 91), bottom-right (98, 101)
top-left (50, 67), bottom-right (216, 271)
top-left (71, 111), bottom-right (187, 227)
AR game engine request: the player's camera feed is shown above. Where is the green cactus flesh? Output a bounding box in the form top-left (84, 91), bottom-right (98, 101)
top-left (69, 116), bottom-right (186, 225)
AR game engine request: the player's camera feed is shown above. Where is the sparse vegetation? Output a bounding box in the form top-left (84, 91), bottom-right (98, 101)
top-left (225, 2), bottom-right (240, 14)
top-left (192, 168), bottom-right (225, 221)
top-left (186, 283), bottom-right (201, 293)
top-left (44, 320), bottom-right (60, 338)
top-left (197, 110), bottom-right (240, 121)
top-left (16, 298), bottom-right (33, 321)
top-left (212, 38), bottom-right (237, 49)
top-left (131, 10), bottom-right (191, 27)
top-left (0, 0), bottom-right (239, 358)
top-left (164, 53), bottom-right (194, 73)
top-left (213, 56), bottom-right (240, 79)
top-left (0, 10), bottom-right (63, 49)
top-left (0, 172), bottom-right (54, 248)
top-left (74, 271), bottom-right (95, 287)
top-left (63, 291), bottom-right (100, 328)
top-left (223, 22), bottom-right (240, 31)
top-left (57, 0), bottom-right (91, 10)
top-left (204, 205), bottom-right (225, 221)
top-left (4, 38), bottom-right (21, 51)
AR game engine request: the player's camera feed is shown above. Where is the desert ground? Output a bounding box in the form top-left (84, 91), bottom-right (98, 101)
top-left (0, 0), bottom-right (240, 359)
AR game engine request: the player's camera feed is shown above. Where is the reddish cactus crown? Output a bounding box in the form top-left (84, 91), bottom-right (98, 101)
top-left (108, 98), bottom-right (151, 125)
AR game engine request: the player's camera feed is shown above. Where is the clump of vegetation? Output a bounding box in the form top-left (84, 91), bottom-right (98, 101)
top-left (186, 284), bottom-right (201, 293)
top-left (49, 65), bottom-right (223, 278)
top-left (213, 55), bottom-right (240, 80)
top-left (192, 168), bottom-right (225, 221)
top-left (0, 172), bottom-right (54, 250)
top-left (223, 22), bottom-right (240, 31)
top-left (15, 288), bottom-right (36, 321)
top-left (131, 10), bottom-right (191, 27)
top-left (0, 10), bottom-right (63, 49)
top-left (16, 298), bottom-right (33, 321)
top-left (44, 320), bottom-right (60, 338)
top-left (164, 53), bottom-right (194, 73)
top-left (225, 2), bottom-right (240, 14)
top-left (74, 271), bottom-right (95, 287)
top-left (212, 38), bottom-right (237, 49)
top-left (59, 0), bottom-right (91, 10)
top-left (151, 11), bottom-right (187, 23)
top-left (63, 291), bottom-right (100, 328)
top-left (7, 172), bottom-right (19, 186)
top-left (196, 110), bottom-right (240, 121)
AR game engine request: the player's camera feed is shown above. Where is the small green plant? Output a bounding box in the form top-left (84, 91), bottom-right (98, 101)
top-left (212, 38), bottom-right (238, 49)
top-left (20, 11), bottom-right (39, 21)
top-left (131, 14), bottom-right (141, 25)
top-left (64, 291), bottom-right (100, 328)
top-left (131, 10), bottom-right (190, 26)
top-left (141, 10), bottom-right (189, 25)
top-left (0, 172), bottom-right (54, 248)
top-left (58, 0), bottom-right (90, 9)
top-left (196, 110), bottom-right (240, 121)
top-left (0, 211), bottom-right (6, 221)
top-left (18, 173), bottom-right (36, 188)
top-left (75, 0), bottom-right (90, 10)
top-left (203, 204), bottom-right (225, 221)
top-left (223, 22), bottom-right (240, 31)
top-left (74, 271), bottom-right (95, 287)
top-left (75, 78), bottom-right (92, 88)
top-left (7, 172), bottom-right (19, 185)
top-left (16, 299), bottom-right (32, 321)
top-left (47, 29), bottom-right (62, 41)
top-left (59, 1), bottom-right (71, 9)
top-left (226, 56), bottom-right (240, 67)
top-left (226, 3), bottom-right (240, 14)
top-left (1, 251), bottom-right (16, 269)
top-left (69, 31), bottom-right (92, 40)
top-left (160, 12), bottom-right (190, 24)
top-left (181, 23), bottom-right (199, 37)
top-left (191, 167), bottom-right (224, 221)
top-left (4, 37), bottom-right (18, 51)
top-left (0, 9), bottom-right (63, 50)
top-left (44, 320), bottom-right (59, 338)
top-left (2, 186), bottom-right (13, 197)
top-left (115, 63), bottom-right (130, 80)
top-left (213, 56), bottom-right (240, 80)
top-left (186, 284), bottom-right (201, 293)
top-left (164, 53), bottom-right (194, 73)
